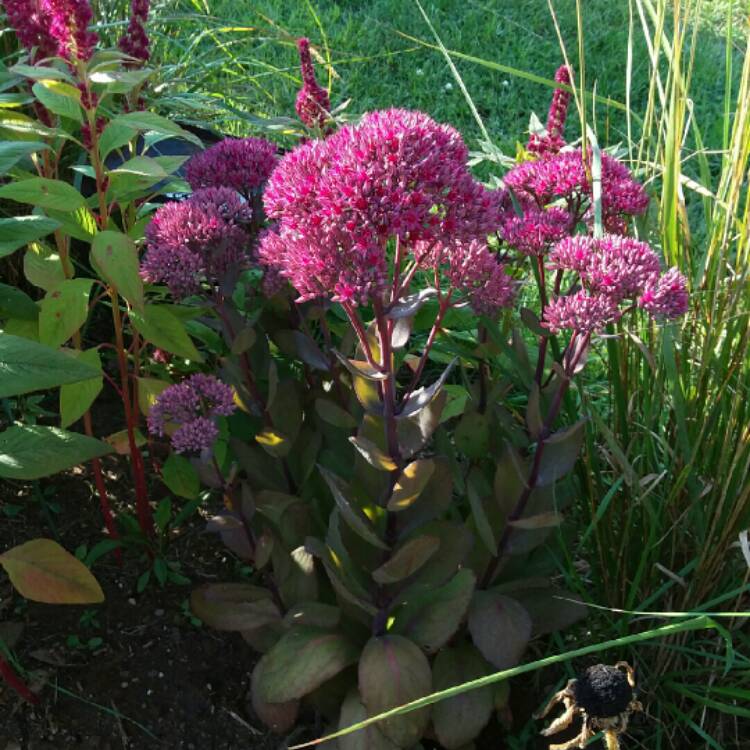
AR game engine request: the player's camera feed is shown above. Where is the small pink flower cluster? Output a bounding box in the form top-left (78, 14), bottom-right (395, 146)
top-left (141, 187), bottom-right (252, 299)
top-left (118, 0), bottom-right (150, 64)
top-left (185, 137), bottom-right (278, 198)
top-left (502, 150), bottom-right (649, 237)
top-left (3, 0), bottom-right (98, 62)
top-left (527, 64), bottom-right (572, 156)
top-left (445, 240), bottom-right (515, 317)
top-left (148, 374), bottom-right (236, 455)
top-left (295, 38), bottom-right (330, 130)
top-left (543, 234), bottom-right (688, 333)
top-left (260, 108), bottom-right (503, 304)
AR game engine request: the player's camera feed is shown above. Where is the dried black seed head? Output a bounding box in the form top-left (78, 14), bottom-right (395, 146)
top-left (573, 664), bottom-right (633, 718)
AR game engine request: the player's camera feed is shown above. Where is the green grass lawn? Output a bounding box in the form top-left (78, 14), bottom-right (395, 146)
top-left (151, 0), bottom-right (738, 153)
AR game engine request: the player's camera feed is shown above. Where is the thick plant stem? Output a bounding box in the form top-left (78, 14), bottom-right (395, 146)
top-left (480, 332), bottom-right (590, 588)
top-left (371, 300), bottom-right (403, 636)
top-left (0, 653), bottom-right (38, 705)
top-left (53, 222), bottom-right (120, 559)
top-left (110, 290), bottom-right (153, 536)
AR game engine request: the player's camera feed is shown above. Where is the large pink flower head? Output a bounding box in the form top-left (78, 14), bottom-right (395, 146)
top-left (118, 0), bottom-right (150, 64)
top-left (528, 64), bottom-right (572, 156)
top-left (295, 37), bottom-right (331, 130)
top-left (503, 149), bottom-right (648, 237)
top-left (260, 109), bottom-right (503, 304)
top-left (148, 374), bottom-right (236, 456)
top-left (185, 137), bottom-right (278, 198)
top-left (141, 187), bottom-right (252, 299)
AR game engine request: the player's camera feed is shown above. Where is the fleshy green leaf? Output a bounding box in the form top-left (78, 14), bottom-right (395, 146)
top-left (0, 538), bottom-right (103, 604)
top-left (130, 304), bottom-right (203, 362)
top-left (320, 467), bottom-right (389, 550)
top-left (0, 425), bottom-right (111, 480)
top-left (537, 420), bottom-right (586, 485)
top-left (316, 398), bottom-right (358, 430)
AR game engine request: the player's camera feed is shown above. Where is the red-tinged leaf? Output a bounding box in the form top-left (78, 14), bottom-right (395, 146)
top-left (393, 569), bottom-right (476, 653)
top-left (372, 535), bottom-right (440, 584)
top-left (537, 420), bottom-right (586, 486)
top-left (0, 539), bottom-right (103, 604)
top-left (359, 635), bottom-right (432, 747)
top-left (337, 689), bottom-right (400, 750)
top-left (468, 591), bottom-right (532, 670)
top-left (256, 626), bottom-right (359, 703)
top-left (190, 583), bottom-right (281, 632)
top-left (432, 644), bottom-right (494, 749)
top-left (387, 459), bottom-right (435, 511)
top-left (250, 659), bottom-right (299, 733)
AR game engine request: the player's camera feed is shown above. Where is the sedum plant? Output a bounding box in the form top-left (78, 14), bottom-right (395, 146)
top-left (139, 53), bottom-right (689, 748)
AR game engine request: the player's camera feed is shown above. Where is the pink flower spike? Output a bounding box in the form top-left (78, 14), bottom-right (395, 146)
top-left (118, 0), bottom-right (151, 65)
top-left (295, 37), bottom-right (331, 130)
top-left (528, 64), bottom-right (573, 156)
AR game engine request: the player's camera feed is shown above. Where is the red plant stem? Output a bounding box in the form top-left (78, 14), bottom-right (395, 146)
top-left (534, 254), bottom-right (550, 385)
top-left (341, 300), bottom-right (381, 371)
top-left (371, 300), bottom-right (403, 636)
top-left (399, 291), bottom-right (452, 410)
top-left (213, 300), bottom-right (268, 417)
top-left (0, 653), bottom-right (39, 705)
top-left (480, 331), bottom-right (591, 588)
top-left (110, 289), bottom-right (153, 536)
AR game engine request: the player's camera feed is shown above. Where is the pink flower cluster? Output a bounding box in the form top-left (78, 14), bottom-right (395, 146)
top-left (503, 149), bottom-right (648, 236)
top-left (185, 137), bottom-right (278, 198)
top-left (3, 0), bottom-right (98, 61)
top-left (260, 108), bottom-right (503, 304)
top-left (527, 64), bottom-right (572, 156)
top-left (148, 374), bottom-right (236, 455)
top-left (141, 187), bottom-right (252, 298)
top-left (543, 234), bottom-right (688, 333)
top-left (445, 240), bottom-right (515, 316)
top-left (295, 37), bottom-right (331, 130)
top-left (118, 0), bottom-right (150, 64)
